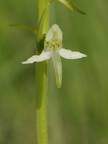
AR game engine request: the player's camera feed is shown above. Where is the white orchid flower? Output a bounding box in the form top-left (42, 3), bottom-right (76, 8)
top-left (22, 24), bottom-right (87, 88)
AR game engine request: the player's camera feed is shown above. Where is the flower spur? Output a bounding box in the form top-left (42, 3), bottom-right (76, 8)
top-left (22, 24), bottom-right (87, 88)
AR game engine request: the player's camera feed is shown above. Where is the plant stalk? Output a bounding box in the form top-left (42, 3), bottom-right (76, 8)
top-left (36, 0), bottom-right (49, 144)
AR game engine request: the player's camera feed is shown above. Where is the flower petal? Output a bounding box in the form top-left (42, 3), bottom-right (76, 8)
top-left (45, 24), bottom-right (63, 42)
top-left (59, 48), bottom-right (87, 59)
top-left (22, 50), bottom-right (51, 64)
top-left (51, 50), bottom-right (62, 88)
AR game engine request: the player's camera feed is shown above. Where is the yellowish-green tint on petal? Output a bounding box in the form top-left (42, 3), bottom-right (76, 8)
top-left (45, 24), bottom-right (63, 42)
top-left (51, 50), bottom-right (62, 88)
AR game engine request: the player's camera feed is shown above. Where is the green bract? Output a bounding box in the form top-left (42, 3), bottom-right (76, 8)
top-left (9, 24), bottom-right (37, 35)
top-left (57, 0), bottom-right (86, 14)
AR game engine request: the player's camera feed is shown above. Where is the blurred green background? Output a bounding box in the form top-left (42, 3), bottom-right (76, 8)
top-left (0, 0), bottom-right (108, 144)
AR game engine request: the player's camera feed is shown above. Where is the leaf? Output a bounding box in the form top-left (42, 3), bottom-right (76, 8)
top-left (9, 24), bottom-right (37, 35)
top-left (57, 0), bottom-right (86, 14)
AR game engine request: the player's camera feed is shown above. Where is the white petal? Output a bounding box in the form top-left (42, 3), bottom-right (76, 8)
top-left (22, 50), bottom-right (51, 64)
top-left (51, 50), bottom-right (62, 88)
top-left (59, 48), bottom-right (87, 59)
top-left (45, 24), bottom-right (63, 42)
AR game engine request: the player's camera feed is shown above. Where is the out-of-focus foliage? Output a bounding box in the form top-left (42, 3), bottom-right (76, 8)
top-left (0, 0), bottom-right (108, 144)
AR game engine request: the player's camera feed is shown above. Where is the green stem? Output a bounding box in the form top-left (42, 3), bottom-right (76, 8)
top-left (36, 0), bottom-right (49, 144)
top-left (36, 62), bottom-right (48, 144)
